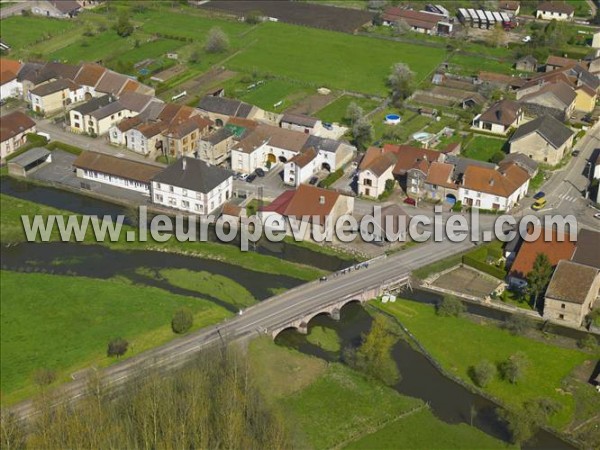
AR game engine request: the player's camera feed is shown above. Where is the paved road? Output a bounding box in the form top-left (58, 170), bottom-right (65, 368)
top-left (10, 237), bottom-right (473, 420)
top-left (0, 2), bottom-right (28, 19)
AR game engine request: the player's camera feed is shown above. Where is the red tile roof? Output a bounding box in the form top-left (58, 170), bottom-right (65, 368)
top-left (0, 111), bottom-right (36, 143)
top-left (261, 184), bottom-right (341, 224)
top-left (510, 230), bottom-right (576, 279)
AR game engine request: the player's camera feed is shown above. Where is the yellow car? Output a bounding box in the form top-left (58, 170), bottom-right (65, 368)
top-left (531, 198), bottom-right (546, 211)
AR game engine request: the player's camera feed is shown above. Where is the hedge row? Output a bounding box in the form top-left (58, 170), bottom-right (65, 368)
top-left (319, 168), bottom-right (343, 189)
top-left (46, 141), bottom-right (83, 156)
top-left (462, 255), bottom-right (506, 279)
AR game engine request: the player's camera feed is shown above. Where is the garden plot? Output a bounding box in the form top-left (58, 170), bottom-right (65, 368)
top-left (432, 266), bottom-right (501, 298)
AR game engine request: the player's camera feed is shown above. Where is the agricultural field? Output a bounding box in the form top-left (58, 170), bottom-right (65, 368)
top-left (227, 22), bottom-right (447, 96)
top-left (0, 15), bottom-right (76, 49)
top-left (0, 270), bottom-right (231, 405)
top-left (376, 300), bottom-right (595, 429)
top-left (462, 135), bottom-right (507, 162)
top-left (315, 95), bottom-right (380, 125)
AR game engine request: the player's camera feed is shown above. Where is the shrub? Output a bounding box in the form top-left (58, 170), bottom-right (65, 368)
top-left (107, 338), bottom-right (129, 358)
top-left (436, 296), bottom-right (466, 317)
top-left (319, 168), bottom-right (343, 188)
top-left (577, 334), bottom-right (597, 350)
top-left (245, 10), bottom-right (263, 24)
top-left (469, 360), bottom-right (496, 387)
top-left (205, 27), bottom-right (229, 54)
top-left (503, 314), bottom-right (532, 335)
top-left (172, 308), bottom-right (194, 334)
top-left (33, 368), bottom-right (56, 387)
top-left (451, 200), bottom-right (462, 212)
top-left (499, 352), bottom-right (528, 384)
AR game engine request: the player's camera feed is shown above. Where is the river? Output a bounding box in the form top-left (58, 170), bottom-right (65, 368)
top-left (275, 302), bottom-right (576, 450)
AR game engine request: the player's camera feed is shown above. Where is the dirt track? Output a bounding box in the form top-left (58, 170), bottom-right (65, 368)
top-left (200, 0), bottom-right (374, 33)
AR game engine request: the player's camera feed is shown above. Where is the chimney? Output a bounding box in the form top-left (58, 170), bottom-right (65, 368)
top-left (182, 158), bottom-right (187, 171)
top-left (489, 178), bottom-right (495, 186)
top-left (319, 195), bottom-right (325, 205)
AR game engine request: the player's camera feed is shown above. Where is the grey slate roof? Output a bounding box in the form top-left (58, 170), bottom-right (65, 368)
top-left (8, 147), bottom-right (50, 167)
top-left (90, 101), bottom-right (126, 120)
top-left (282, 113), bottom-right (318, 128)
top-left (509, 115), bottom-right (574, 149)
top-left (499, 153), bottom-right (539, 176)
top-left (152, 157), bottom-right (232, 193)
top-left (197, 96), bottom-right (254, 118)
top-left (118, 92), bottom-right (156, 113)
top-left (71, 95), bottom-right (114, 115)
top-left (29, 78), bottom-right (78, 96)
top-left (303, 135), bottom-right (341, 153)
top-left (571, 229), bottom-right (600, 269)
top-left (444, 155), bottom-right (496, 179)
top-left (203, 127), bottom-right (234, 145)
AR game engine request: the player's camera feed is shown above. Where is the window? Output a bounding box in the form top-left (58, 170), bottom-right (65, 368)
top-left (558, 314), bottom-right (564, 320)
top-left (156, 183), bottom-right (161, 189)
top-left (182, 200), bottom-right (189, 208)
top-left (155, 194), bottom-right (163, 202)
top-left (364, 178), bottom-right (372, 186)
top-left (169, 186), bottom-right (174, 193)
top-left (561, 303), bottom-right (565, 309)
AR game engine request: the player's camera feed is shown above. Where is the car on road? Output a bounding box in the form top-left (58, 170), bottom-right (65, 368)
top-left (571, 150), bottom-right (580, 157)
top-left (255, 168), bottom-right (265, 177)
top-left (309, 176), bottom-right (319, 185)
top-left (246, 174), bottom-right (257, 183)
top-left (531, 198), bottom-right (546, 210)
top-left (594, 213), bottom-right (600, 220)
top-left (533, 191), bottom-right (545, 200)
top-left (403, 197), bottom-right (416, 206)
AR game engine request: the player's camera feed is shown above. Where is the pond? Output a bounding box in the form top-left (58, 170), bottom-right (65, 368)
top-left (275, 302), bottom-right (575, 450)
top-left (1, 177), bottom-right (356, 271)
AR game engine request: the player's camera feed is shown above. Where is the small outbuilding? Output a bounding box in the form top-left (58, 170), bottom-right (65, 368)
top-left (7, 147), bottom-right (52, 177)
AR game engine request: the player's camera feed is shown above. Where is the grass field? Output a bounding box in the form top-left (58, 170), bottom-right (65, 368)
top-left (376, 300), bottom-right (595, 429)
top-left (450, 54), bottom-right (516, 76)
top-left (228, 22), bottom-right (447, 95)
top-left (49, 30), bottom-right (130, 63)
top-left (0, 16), bottom-right (76, 48)
top-left (249, 337), bottom-right (512, 449)
top-left (462, 135), bottom-right (507, 162)
top-left (112, 38), bottom-right (185, 65)
top-left (0, 270), bottom-right (231, 405)
top-left (222, 77), bottom-right (312, 112)
top-left (345, 407), bottom-right (513, 449)
top-left (315, 95), bottom-right (380, 125)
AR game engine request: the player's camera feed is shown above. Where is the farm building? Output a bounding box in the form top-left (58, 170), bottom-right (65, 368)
top-left (7, 147), bottom-right (52, 178)
top-left (536, 2), bottom-right (574, 21)
top-left (31, 0), bottom-right (82, 18)
top-left (509, 115), bottom-right (574, 166)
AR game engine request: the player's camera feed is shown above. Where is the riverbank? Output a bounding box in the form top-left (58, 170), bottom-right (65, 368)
top-left (249, 337), bottom-right (513, 449)
top-left (375, 299), bottom-right (599, 435)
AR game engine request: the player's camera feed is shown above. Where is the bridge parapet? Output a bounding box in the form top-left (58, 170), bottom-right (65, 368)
top-left (270, 273), bottom-right (410, 339)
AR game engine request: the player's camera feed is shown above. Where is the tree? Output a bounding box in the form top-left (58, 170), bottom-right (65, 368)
top-left (107, 338), bottom-right (129, 358)
top-left (393, 18), bottom-right (411, 35)
top-left (352, 117), bottom-right (373, 151)
top-left (503, 314), bottom-right (531, 335)
top-left (0, 410), bottom-right (26, 450)
top-left (346, 101), bottom-right (364, 125)
top-left (469, 360), bottom-right (496, 387)
top-left (33, 368), bottom-right (57, 388)
top-left (172, 307), bottom-right (194, 334)
top-left (205, 27), bottom-right (230, 54)
top-left (498, 397), bottom-right (561, 444)
top-left (577, 334), bottom-right (597, 350)
top-left (387, 63), bottom-right (415, 106)
top-left (499, 352), bottom-right (528, 384)
top-left (348, 315), bottom-right (400, 385)
top-left (115, 11), bottom-right (133, 38)
top-left (527, 252), bottom-right (553, 310)
top-left (488, 24), bottom-right (507, 48)
top-left (372, 12), bottom-right (384, 26)
top-left (189, 47), bottom-right (202, 64)
top-left (490, 151), bottom-right (505, 164)
top-left (436, 295), bottom-right (466, 317)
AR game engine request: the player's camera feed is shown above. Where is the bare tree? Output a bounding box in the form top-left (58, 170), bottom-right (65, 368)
top-left (387, 63), bottom-right (415, 106)
top-left (205, 27), bottom-right (230, 54)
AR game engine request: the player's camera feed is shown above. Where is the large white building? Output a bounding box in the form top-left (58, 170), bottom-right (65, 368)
top-left (72, 151), bottom-right (162, 195)
top-left (151, 157), bottom-right (233, 214)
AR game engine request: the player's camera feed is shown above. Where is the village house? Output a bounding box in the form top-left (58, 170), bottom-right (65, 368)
top-left (509, 115), bottom-right (574, 165)
top-left (0, 58), bottom-right (22, 100)
top-left (535, 1), bottom-right (575, 21)
top-left (518, 81), bottom-right (576, 120)
top-left (477, 71), bottom-right (526, 91)
top-left (197, 95), bottom-right (264, 127)
top-left (357, 147), bottom-right (397, 198)
top-left (471, 99), bottom-right (524, 134)
top-left (151, 157), bottom-right (233, 214)
top-left (499, 1), bottom-right (521, 16)
top-left (29, 78), bottom-right (84, 115)
top-left (198, 127), bottom-right (235, 165)
top-left (162, 115), bottom-right (213, 158)
top-left (17, 62), bottom-right (76, 101)
top-left (515, 55), bottom-right (537, 72)
top-left (508, 229), bottom-right (576, 288)
top-left (284, 148), bottom-right (319, 188)
top-left (280, 113), bottom-right (322, 134)
top-left (571, 229), bottom-right (600, 270)
top-left (422, 161), bottom-right (457, 202)
top-left (392, 145), bottom-right (444, 197)
top-left (543, 260), bottom-right (600, 327)
top-left (259, 184), bottom-right (354, 241)
top-left (72, 151), bottom-right (162, 195)
top-left (68, 94), bottom-right (115, 133)
top-left (381, 7), bottom-right (450, 34)
top-left (0, 111), bottom-right (36, 160)
top-left (545, 55), bottom-right (579, 72)
top-left (498, 153), bottom-right (539, 177)
top-left (73, 63), bottom-right (107, 99)
top-left (458, 162), bottom-right (530, 211)
top-left (31, 0), bottom-right (82, 18)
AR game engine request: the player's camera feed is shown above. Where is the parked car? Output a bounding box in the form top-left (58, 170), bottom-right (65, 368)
top-left (246, 174), bottom-right (257, 183)
top-left (239, 173), bottom-right (249, 181)
top-left (594, 213), bottom-right (600, 220)
top-left (323, 122), bottom-right (333, 130)
top-left (255, 168), bottom-right (265, 177)
top-left (403, 197), bottom-right (416, 206)
top-left (309, 176), bottom-right (319, 185)
top-left (531, 198), bottom-right (546, 210)
top-left (522, 35), bottom-right (531, 43)
top-left (533, 191), bottom-right (545, 200)
top-left (571, 150), bottom-right (580, 157)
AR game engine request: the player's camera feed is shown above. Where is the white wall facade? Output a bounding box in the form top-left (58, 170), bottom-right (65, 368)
top-left (358, 167), bottom-right (394, 198)
top-left (76, 168), bottom-right (151, 194)
top-left (536, 10), bottom-right (573, 21)
top-left (152, 177), bottom-right (232, 214)
top-left (459, 179), bottom-right (529, 211)
top-left (1, 79), bottom-right (20, 100)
